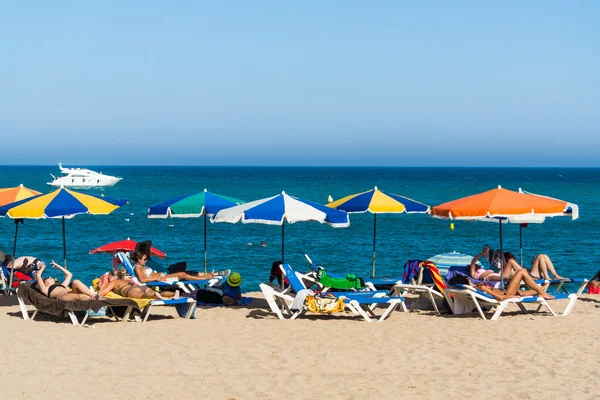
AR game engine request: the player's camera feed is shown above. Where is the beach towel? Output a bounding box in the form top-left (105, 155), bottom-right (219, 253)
top-left (318, 270), bottom-right (365, 290)
top-left (402, 260), bottom-right (423, 284)
top-left (18, 283), bottom-right (139, 317)
top-left (422, 261), bottom-right (446, 293)
top-left (306, 294), bottom-right (345, 313)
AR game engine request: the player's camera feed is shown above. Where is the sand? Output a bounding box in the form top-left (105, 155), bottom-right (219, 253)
top-left (1, 292), bottom-right (599, 400)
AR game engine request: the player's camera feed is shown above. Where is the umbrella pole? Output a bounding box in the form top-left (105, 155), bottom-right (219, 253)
top-left (520, 225), bottom-right (523, 266)
top-left (204, 213), bottom-right (208, 274)
top-left (372, 214), bottom-right (377, 277)
top-left (281, 224), bottom-right (285, 291)
top-left (499, 219), bottom-right (503, 289)
top-left (62, 217), bottom-right (67, 268)
top-left (8, 219), bottom-right (22, 294)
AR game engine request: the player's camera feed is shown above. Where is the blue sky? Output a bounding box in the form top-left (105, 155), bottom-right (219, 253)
top-left (1, 1), bottom-right (598, 166)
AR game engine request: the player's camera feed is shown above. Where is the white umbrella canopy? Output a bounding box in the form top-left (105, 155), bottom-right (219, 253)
top-left (212, 191), bottom-right (349, 262)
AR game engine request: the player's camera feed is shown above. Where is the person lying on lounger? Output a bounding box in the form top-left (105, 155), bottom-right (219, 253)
top-left (35, 261), bottom-right (102, 301)
top-left (456, 268), bottom-right (554, 301)
top-left (98, 269), bottom-right (179, 300)
top-left (503, 252), bottom-right (566, 280)
top-left (469, 245), bottom-right (503, 281)
top-left (131, 251), bottom-right (215, 283)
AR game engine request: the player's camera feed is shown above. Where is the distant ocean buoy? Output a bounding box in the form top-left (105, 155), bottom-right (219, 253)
top-left (450, 223), bottom-right (455, 231)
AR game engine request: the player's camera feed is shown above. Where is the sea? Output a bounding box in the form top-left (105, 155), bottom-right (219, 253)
top-left (1, 166), bottom-right (599, 291)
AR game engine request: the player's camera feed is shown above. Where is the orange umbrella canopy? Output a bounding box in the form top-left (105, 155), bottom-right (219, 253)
top-left (431, 186), bottom-right (578, 220)
top-left (0, 184), bottom-right (41, 207)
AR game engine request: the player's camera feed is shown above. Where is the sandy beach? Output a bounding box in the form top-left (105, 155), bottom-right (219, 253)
top-left (1, 292), bottom-right (598, 400)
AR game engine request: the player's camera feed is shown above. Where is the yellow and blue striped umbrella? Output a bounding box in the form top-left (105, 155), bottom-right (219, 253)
top-left (0, 188), bottom-right (127, 269)
top-left (327, 186), bottom-right (429, 276)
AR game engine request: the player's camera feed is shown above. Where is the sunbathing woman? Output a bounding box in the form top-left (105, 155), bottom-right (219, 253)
top-left (503, 252), bottom-right (566, 280)
top-left (35, 260), bottom-right (101, 301)
top-left (469, 245), bottom-right (503, 281)
top-left (98, 269), bottom-right (179, 300)
top-left (131, 251), bottom-right (215, 284)
top-left (463, 268), bottom-right (554, 301)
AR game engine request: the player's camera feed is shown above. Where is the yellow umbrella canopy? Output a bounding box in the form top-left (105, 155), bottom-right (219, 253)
top-left (0, 188), bottom-right (127, 289)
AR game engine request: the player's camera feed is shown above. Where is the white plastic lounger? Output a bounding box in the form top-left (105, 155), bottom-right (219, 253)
top-left (392, 281), bottom-right (444, 314)
top-left (262, 264), bottom-right (406, 322)
top-left (259, 283), bottom-right (404, 322)
top-left (444, 285), bottom-right (577, 320)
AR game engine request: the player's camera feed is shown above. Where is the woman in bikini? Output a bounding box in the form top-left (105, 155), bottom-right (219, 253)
top-left (502, 252), bottom-right (566, 280)
top-left (131, 251), bottom-right (215, 284)
top-left (469, 245), bottom-right (503, 281)
top-left (464, 268), bottom-right (554, 301)
top-left (98, 269), bottom-right (179, 300)
top-left (35, 260), bottom-right (101, 301)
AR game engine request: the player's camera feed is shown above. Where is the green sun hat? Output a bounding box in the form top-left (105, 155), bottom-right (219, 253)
top-left (227, 272), bottom-right (242, 287)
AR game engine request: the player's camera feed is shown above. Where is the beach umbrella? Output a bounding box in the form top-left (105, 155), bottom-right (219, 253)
top-left (0, 184), bottom-right (41, 293)
top-left (0, 187), bottom-right (127, 287)
top-left (431, 185), bottom-right (577, 286)
top-left (0, 184), bottom-right (41, 205)
top-left (326, 186), bottom-right (430, 277)
top-left (147, 188), bottom-right (244, 273)
top-left (427, 251), bottom-right (481, 277)
top-left (89, 238), bottom-right (167, 258)
top-left (212, 191), bottom-right (349, 262)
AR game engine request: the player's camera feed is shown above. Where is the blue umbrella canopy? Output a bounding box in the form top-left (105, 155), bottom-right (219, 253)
top-left (212, 191), bottom-right (349, 261)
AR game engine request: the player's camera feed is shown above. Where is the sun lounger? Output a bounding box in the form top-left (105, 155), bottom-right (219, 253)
top-left (391, 262), bottom-right (447, 315)
top-left (16, 283), bottom-right (140, 325)
top-left (260, 264), bottom-right (405, 322)
top-left (115, 252), bottom-right (221, 293)
top-left (443, 284), bottom-right (577, 320)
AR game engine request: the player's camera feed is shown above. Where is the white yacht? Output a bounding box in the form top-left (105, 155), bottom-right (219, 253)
top-left (47, 162), bottom-right (122, 188)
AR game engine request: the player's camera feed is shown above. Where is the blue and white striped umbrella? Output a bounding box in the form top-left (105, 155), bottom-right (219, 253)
top-left (427, 251), bottom-right (481, 277)
top-left (212, 191), bottom-right (349, 261)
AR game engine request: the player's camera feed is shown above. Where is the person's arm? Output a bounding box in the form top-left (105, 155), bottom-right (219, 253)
top-left (35, 262), bottom-right (49, 296)
top-left (52, 261), bottom-right (73, 287)
top-left (469, 246), bottom-right (487, 277)
top-left (98, 280), bottom-right (116, 297)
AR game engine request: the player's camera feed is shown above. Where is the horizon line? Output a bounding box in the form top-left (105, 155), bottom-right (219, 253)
top-left (1, 164), bottom-right (599, 169)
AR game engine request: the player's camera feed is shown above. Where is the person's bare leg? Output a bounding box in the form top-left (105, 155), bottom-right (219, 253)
top-left (155, 290), bottom-right (179, 300)
top-left (60, 293), bottom-right (97, 301)
top-left (70, 280), bottom-right (97, 298)
top-left (503, 269), bottom-right (528, 296)
top-left (530, 255), bottom-right (545, 279)
top-left (165, 272), bottom-right (214, 281)
top-left (540, 254), bottom-right (565, 280)
top-left (519, 271), bottom-right (554, 299)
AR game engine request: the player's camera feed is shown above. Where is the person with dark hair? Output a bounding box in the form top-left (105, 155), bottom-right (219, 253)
top-left (468, 245), bottom-right (503, 281)
top-left (131, 251), bottom-right (215, 284)
top-left (35, 260), bottom-right (101, 301)
top-left (502, 252), bottom-right (565, 280)
top-left (455, 269), bottom-right (554, 301)
top-left (269, 260), bottom-right (284, 286)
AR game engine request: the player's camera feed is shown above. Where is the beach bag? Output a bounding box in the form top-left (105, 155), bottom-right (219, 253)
top-left (306, 294), bottom-right (345, 313)
top-left (168, 261), bottom-right (187, 274)
top-left (318, 269), bottom-right (365, 290)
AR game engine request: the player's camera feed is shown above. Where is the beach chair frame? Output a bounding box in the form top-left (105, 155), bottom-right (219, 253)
top-left (444, 285), bottom-right (577, 320)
